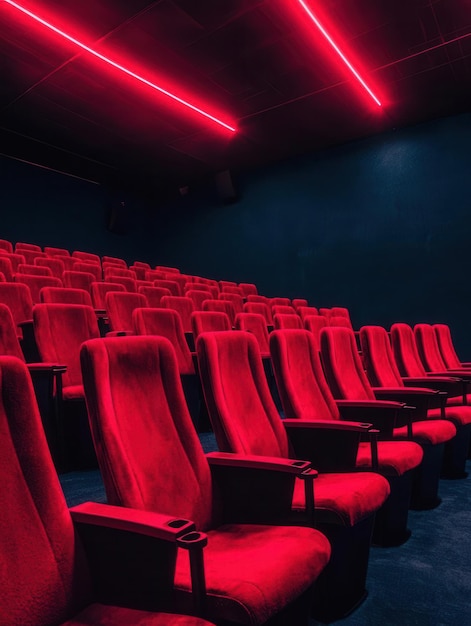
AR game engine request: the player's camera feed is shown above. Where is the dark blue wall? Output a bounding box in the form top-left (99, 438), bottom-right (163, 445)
top-left (154, 112), bottom-right (471, 356)
top-left (2, 112), bottom-right (471, 355)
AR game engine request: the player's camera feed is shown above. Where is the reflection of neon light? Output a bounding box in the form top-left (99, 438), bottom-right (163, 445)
top-left (297, 0), bottom-right (382, 107)
top-left (3, 0), bottom-right (237, 132)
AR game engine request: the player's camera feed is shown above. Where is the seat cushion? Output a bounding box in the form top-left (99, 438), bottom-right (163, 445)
top-left (62, 385), bottom-right (85, 400)
top-left (393, 420), bottom-right (456, 445)
top-left (428, 405), bottom-right (471, 426)
top-left (356, 441), bottom-right (424, 476)
top-left (63, 605), bottom-right (214, 625)
top-left (174, 523), bottom-right (331, 625)
top-left (292, 472), bottom-right (390, 526)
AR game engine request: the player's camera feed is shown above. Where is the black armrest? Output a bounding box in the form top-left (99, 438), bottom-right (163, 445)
top-left (283, 419), bottom-right (372, 472)
top-left (207, 451), bottom-right (315, 525)
top-left (336, 399), bottom-right (406, 438)
top-left (403, 376), bottom-right (468, 404)
top-left (71, 502), bottom-right (201, 610)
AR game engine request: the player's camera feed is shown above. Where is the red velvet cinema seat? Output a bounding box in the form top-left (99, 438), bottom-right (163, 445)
top-left (139, 286), bottom-right (172, 308)
top-left (196, 330), bottom-right (390, 621)
top-left (160, 295), bottom-right (195, 334)
top-left (40, 286), bottom-right (93, 306)
top-left (133, 307), bottom-right (204, 430)
top-left (391, 322), bottom-right (471, 407)
top-left (33, 303), bottom-right (101, 470)
top-left (320, 327), bottom-right (456, 509)
top-left (361, 325), bottom-right (471, 478)
top-left (234, 312), bottom-right (270, 356)
top-left (243, 301), bottom-right (273, 326)
top-left (273, 313), bottom-right (303, 330)
top-left (191, 311), bottom-right (232, 339)
top-left (415, 322), bottom-right (471, 380)
top-left (269, 329), bottom-right (423, 546)
top-left (16, 274), bottom-right (63, 303)
top-left (434, 323), bottom-right (471, 369)
top-left (202, 299), bottom-right (236, 326)
top-left (105, 291), bottom-right (147, 334)
top-left (0, 354), bottom-right (220, 626)
top-left (80, 336), bottom-right (331, 626)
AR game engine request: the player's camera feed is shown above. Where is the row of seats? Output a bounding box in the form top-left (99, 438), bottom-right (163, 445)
top-left (2, 237), bottom-right (469, 625)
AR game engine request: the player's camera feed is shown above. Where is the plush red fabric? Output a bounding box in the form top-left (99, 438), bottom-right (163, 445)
top-left (2, 252), bottom-right (26, 272)
top-left (91, 282), bottom-right (125, 310)
top-left (197, 330), bottom-right (390, 525)
top-left (234, 313), bottom-right (270, 355)
top-left (243, 301), bottom-right (273, 325)
top-left (72, 251), bottom-right (101, 265)
top-left (191, 311), bottom-right (231, 338)
top-left (44, 246), bottom-right (70, 257)
top-left (156, 266), bottom-right (180, 274)
top-left (34, 304), bottom-right (100, 390)
top-left (35, 256), bottom-right (66, 279)
top-left (390, 323), bottom-right (427, 377)
top-left (16, 274), bottom-right (62, 303)
top-left (0, 303), bottom-right (27, 359)
top-left (0, 282), bottom-right (33, 337)
top-left (107, 276), bottom-right (137, 293)
top-left (434, 324), bottom-right (467, 369)
top-left (16, 242), bottom-right (42, 253)
top-left (270, 297), bottom-right (291, 307)
top-left (0, 238), bottom-right (13, 253)
top-left (62, 271), bottom-right (95, 294)
top-left (105, 292), bottom-right (147, 332)
top-left (154, 279), bottom-right (182, 296)
top-left (297, 306), bottom-right (319, 319)
top-left (246, 295), bottom-right (269, 304)
top-left (273, 313), bottom-right (303, 330)
top-left (73, 262), bottom-right (102, 282)
top-left (81, 335), bottom-right (331, 625)
top-left (271, 305), bottom-right (296, 316)
top-left (218, 292), bottom-right (244, 314)
top-left (292, 299), bottom-right (309, 309)
top-left (17, 263), bottom-right (52, 276)
top-left (238, 282), bottom-right (258, 297)
top-left (133, 308), bottom-right (195, 375)
top-left (304, 316), bottom-right (328, 352)
top-left (203, 300), bottom-right (236, 325)
top-left (138, 286), bottom-right (172, 308)
top-left (160, 296), bottom-right (195, 333)
top-left (102, 256), bottom-right (127, 268)
top-left (40, 287), bottom-right (93, 306)
top-left (269, 329), bottom-right (424, 477)
top-left (185, 289), bottom-right (213, 311)
top-left (221, 285), bottom-right (244, 296)
top-left (415, 323), bottom-right (471, 376)
top-left (0, 256), bottom-right (14, 281)
top-left (104, 267), bottom-right (137, 281)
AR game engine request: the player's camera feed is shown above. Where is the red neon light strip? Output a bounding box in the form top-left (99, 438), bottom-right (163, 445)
top-left (3, 0), bottom-right (236, 132)
top-left (297, 0), bottom-right (382, 107)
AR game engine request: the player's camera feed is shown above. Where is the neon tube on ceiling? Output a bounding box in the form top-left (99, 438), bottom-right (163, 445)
top-left (3, 0), bottom-right (237, 132)
top-left (296, 0), bottom-right (382, 107)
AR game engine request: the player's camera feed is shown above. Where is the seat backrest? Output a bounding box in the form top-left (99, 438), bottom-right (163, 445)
top-left (81, 336), bottom-right (214, 529)
top-left (238, 282), bottom-right (258, 297)
top-left (103, 267), bottom-right (137, 281)
top-left (73, 262), bottom-right (102, 282)
top-left (243, 301), bottom-right (273, 325)
top-left (329, 315), bottom-right (353, 329)
top-left (196, 331), bottom-right (290, 458)
top-left (218, 292), bottom-right (244, 314)
top-left (15, 242), bottom-right (42, 253)
top-left (160, 296), bottom-right (194, 334)
top-left (132, 261), bottom-right (151, 269)
top-left (0, 355), bottom-right (92, 625)
top-left (271, 305), bottom-right (296, 316)
top-left (297, 306), bottom-right (319, 320)
top-left (35, 256), bottom-right (65, 279)
top-left (292, 298), bottom-right (308, 310)
top-left (156, 265), bottom-right (180, 274)
top-left (203, 299), bottom-right (236, 325)
top-left (16, 275), bottom-right (62, 304)
top-left (359, 325), bottom-right (404, 387)
top-left (0, 256), bottom-right (14, 281)
top-left (390, 323), bottom-right (427, 377)
top-left (90, 282), bottom-right (125, 309)
top-left (0, 303), bottom-right (26, 359)
top-left (220, 285), bottom-right (244, 296)
top-left (0, 239), bottom-right (13, 253)
top-left (17, 264), bottom-right (52, 277)
top-left (34, 304), bottom-right (100, 388)
top-left (138, 286), bottom-right (172, 308)
top-left (107, 276), bottom-right (137, 293)
top-left (414, 323), bottom-right (449, 372)
top-left (40, 287), bottom-right (93, 307)
top-left (269, 329), bottom-right (340, 421)
top-left (2, 252), bottom-right (26, 272)
top-left (44, 246), bottom-right (70, 257)
top-left (102, 256), bottom-right (127, 268)
top-left (234, 312), bottom-right (270, 355)
top-left (303, 315), bottom-right (328, 352)
top-left (434, 323), bottom-right (462, 369)
top-left (273, 313), bottom-right (303, 330)
top-left (270, 297), bottom-right (291, 307)
top-left (219, 280), bottom-right (237, 289)
top-left (105, 292), bottom-right (148, 332)
top-left (72, 251), bottom-right (101, 265)
top-left (63, 270), bottom-right (95, 294)
top-left (191, 311), bottom-right (231, 338)
top-left (133, 308), bottom-right (195, 375)
top-left (154, 279), bottom-right (181, 296)
top-left (246, 294), bottom-right (269, 304)
top-left (0, 283), bottom-right (33, 331)
top-left (185, 289), bottom-right (213, 311)
top-left (320, 326), bottom-right (375, 400)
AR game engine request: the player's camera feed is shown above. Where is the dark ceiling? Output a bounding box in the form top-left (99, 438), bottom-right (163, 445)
top-left (1, 0), bottom-right (470, 197)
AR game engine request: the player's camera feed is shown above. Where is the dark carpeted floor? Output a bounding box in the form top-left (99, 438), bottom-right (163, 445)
top-left (60, 434), bottom-right (471, 626)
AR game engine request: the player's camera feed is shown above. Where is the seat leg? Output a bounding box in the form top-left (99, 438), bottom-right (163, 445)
top-left (410, 443), bottom-right (444, 510)
top-left (372, 471), bottom-right (413, 547)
